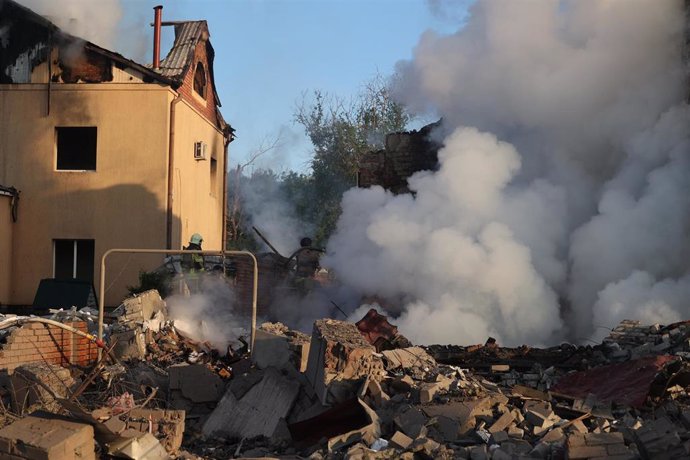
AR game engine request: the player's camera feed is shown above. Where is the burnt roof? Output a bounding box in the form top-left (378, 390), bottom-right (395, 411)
top-left (0, 0), bottom-right (175, 86)
top-left (1, 0), bottom-right (225, 111)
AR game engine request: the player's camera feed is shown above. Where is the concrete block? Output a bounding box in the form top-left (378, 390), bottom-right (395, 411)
top-left (304, 319), bottom-right (385, 406)
top-left (202, 367), bottom-right (300, 439)
top-left (540, 427), bottom-right (565, 443)
top-left (508, 426), bottom-right (524, 439)
top-left (110, 328), bottom-right (146, 361)
top-left (584, 432), bottom-right (624, 445)
top-left (122, 409), bottom-right (185, 453)
top-left (490, 430), bottom-right (509, 444)
top-left (419, 382), bottom-right (441, 403)
top-left (389, 431), bottom-right (413, 450)
top-left (116, 290), bottom-right (166, 323)
top-left (567, 445), bottom-right (608, 459)
top-left (488, 411), bottom-right (514, 434)
top-left (0, 414), bottom-right (95, 460)
top-left (107, 432), bottom-right (168, 460)
top-left (365, 379), bottom-right (389, 407)
top-left (253, 328), bottom-right (310, 372)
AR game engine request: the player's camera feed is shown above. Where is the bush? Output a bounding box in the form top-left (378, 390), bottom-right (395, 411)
top-left (127, 270), bottom-right (172, 298)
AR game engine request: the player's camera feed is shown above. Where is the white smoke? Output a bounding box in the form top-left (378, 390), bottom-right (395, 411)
top-left (17, 0), bottom-right (149, 62)
top-left (166, 277), bottom-right (248, 352)
top-left (325, 0), bottom-right (690, 346)
top-left (18, 0), bottom-right (123, 49)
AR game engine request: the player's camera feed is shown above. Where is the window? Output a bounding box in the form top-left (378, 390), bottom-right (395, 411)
top-left (210, 156), bottom-right (217, 197)
top-left (56, 127), bottom-right (97, 171)
top-left (53, 239), bottom-right (95, 283)
top-left (193, 62), bottom-right (206, 98)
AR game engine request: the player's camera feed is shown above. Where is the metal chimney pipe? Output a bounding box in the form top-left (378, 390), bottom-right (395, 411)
top-left (153, 5), bottom-right (163, 69)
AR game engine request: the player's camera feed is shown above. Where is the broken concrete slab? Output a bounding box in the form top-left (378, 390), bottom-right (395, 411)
top-left (168, 363), bottom-right (224, 414)
top-left (393, 406), bottom-right (428, 438)
top-left (327, 399), bottom-right (381, 452)
top-left (305, 319), bottom-right (386, 406)
top-left (0, 413), bottom-right (95, 460)
top-left (380, 347), bottom-right (437, 379)
top-left (422, 398), bottom-right (492, 426)
top-left (202, 367), bottom-right (300, 439)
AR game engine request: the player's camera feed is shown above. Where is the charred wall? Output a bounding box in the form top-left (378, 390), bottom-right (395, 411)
top-left (358, 121), bottom-right (442, 194)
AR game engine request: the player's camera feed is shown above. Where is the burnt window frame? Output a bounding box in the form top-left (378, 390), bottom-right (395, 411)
top-left (210, 153), bottom-right (218, 197)
top-left (193, 62), bottom-right (207, 99)
top-left (55, 126), bottom-right (98, 171)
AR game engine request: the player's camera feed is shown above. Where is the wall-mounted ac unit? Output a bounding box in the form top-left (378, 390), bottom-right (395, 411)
top-left (194, 141), bottom-right (207, 160)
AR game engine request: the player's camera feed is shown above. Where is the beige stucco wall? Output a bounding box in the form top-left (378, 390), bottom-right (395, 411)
top-left (0, 84), bottom-right (172, 306)
top-left (0, 196), bottom-right (13, 305)
top-left (171, 99), bottom-right (226, 251)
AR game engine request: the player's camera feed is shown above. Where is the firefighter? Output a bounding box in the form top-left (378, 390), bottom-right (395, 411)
top-left (182, 233), bottom-right (204, 293)
top-left (293, 237), bottom-right (322, 292)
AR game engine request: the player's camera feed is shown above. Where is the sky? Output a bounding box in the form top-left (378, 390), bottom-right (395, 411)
top-left (118, 0), bottom-right (465, 172)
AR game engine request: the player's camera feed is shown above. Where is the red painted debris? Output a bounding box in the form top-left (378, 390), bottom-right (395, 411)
top-left (356, 309), bottom-right (398, 349)
top-left (552, 355), bottom-right (677, 408)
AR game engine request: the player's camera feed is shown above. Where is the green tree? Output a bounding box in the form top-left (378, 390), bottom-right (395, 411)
top-left (295, 74), bottom-right (410, 243)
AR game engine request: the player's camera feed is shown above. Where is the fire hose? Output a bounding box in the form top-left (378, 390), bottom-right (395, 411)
top-left (0, 317), bottom-right (108, 349)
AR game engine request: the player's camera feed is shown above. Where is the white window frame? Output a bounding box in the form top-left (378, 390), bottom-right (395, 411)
top-left (53, 239), bottom-right (93, 278)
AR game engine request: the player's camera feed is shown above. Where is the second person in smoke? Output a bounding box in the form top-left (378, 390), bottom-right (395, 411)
top-left (292, 237), bottom-right (325, 293)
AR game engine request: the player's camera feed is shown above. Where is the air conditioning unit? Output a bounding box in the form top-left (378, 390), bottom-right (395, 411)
top-left (194, 141), bottom-right (207, 160)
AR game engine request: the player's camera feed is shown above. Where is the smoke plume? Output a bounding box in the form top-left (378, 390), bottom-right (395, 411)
top-left (18, 0), bottom-right (148, 62)
top-left (231, 169), bottom-right (314, 256)
top-left (325, 0), bottom-right (690, 346)
top-left (166, 276), bottom-right (248, 352)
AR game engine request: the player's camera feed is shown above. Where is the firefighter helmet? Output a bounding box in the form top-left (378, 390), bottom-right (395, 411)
top-left (190, 233), bottom-right (203, 245)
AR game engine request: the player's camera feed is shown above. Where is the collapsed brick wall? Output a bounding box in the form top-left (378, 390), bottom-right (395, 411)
top-left (358, 121), bottom-right (442, 194)
top-left (0, 321), bottom-right (98, 372)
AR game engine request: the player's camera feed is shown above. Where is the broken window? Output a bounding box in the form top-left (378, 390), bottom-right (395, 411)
top-left (56, 127), bottom-right (97, 171)
top-left (210, 155), bottom-right (218, 197)
top-left (193, 62), bottom-right (206, 98)
top-left (53, 239), bottom-right (95, 283)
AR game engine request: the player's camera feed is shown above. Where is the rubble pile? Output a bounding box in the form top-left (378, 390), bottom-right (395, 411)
top-left (1, 290), bottom-right (690, 459)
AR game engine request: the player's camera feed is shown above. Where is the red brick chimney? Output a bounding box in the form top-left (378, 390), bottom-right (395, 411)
top-left (153, 5), bottom-right (163, 69)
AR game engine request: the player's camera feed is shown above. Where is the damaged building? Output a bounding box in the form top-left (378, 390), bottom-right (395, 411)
top-left (358, 120), bottom-right (441, 194)
top-left (0, 0), bottom-right (234, 307)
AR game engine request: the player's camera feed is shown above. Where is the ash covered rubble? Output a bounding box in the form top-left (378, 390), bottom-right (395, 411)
top-left (0, 295), bottom-right (690, 458)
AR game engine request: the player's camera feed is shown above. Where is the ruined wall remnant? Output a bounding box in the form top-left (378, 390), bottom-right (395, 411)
top-left (358, 121), bottom-right (442, 194)
top-left (0, 321), bottom-right (99, 371)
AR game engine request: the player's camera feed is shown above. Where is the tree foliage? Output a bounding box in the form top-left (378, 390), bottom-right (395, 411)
top-left (227, 74), bottom-right (410, 250)
top-left (294, 74), bottom-right (410, 242)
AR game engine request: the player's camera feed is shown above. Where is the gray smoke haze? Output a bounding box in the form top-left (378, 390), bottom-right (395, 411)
top-left (236, 170), bottom-right (314, 256)
top-left (324, 0), bottom-right (690, 346)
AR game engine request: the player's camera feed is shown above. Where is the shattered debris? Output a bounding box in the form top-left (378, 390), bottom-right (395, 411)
top-left (3, 290), bottom-right (690, 460)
